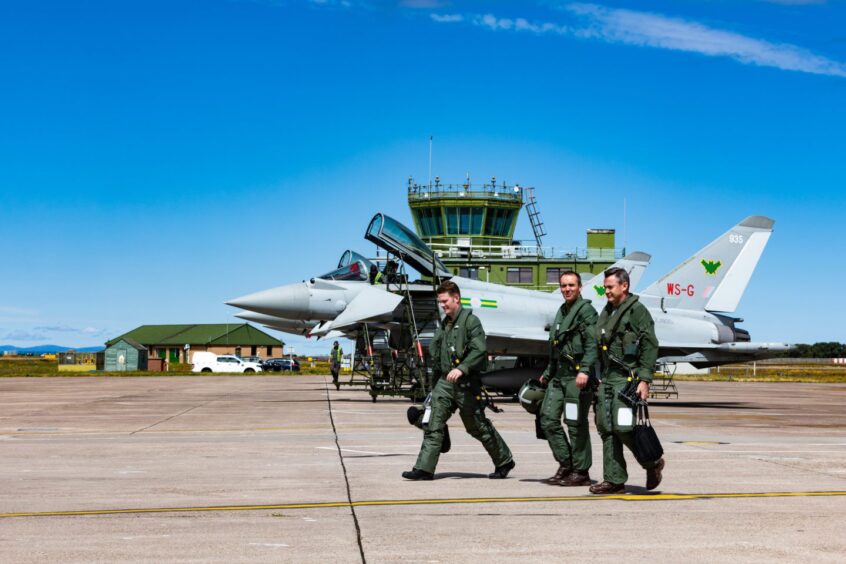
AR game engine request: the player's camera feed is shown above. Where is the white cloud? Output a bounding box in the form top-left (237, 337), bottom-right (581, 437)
top-left (564, 3), bottom-right (846, 78)
top-left (430, 13), bottom-right (463, 23)
top-left (308, 0), bottom-right (357, 7)
top-left (473, 13), bottom-right (570, 35)
top-left (401, 0), bottom-right (445, 8)
top-left (31, 324), bottom-right (109, 338)
top-left (426, 4), bottom-right (845, 78)
top-left (35, 325), bottom-right (77, 333)
top-left (4, 330), bottom-right (49, 342)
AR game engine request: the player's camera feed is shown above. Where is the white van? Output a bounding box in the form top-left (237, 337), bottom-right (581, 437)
top-left (191, 352), bottom-right (263, 373)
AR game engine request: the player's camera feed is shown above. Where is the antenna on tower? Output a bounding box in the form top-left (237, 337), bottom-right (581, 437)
top-left (428, 136), bottom-right (433, 187)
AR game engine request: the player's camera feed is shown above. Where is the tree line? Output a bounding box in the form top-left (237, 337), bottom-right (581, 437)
top-left (781, 342), bottom-right (846, 358)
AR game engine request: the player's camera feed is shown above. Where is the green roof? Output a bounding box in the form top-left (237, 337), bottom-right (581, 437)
top-left (106, 324), bottom-right (283, 347)
top-left (108, 337), bottom-right (147, 351)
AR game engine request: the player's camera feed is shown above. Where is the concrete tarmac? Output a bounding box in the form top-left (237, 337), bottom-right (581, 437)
top-left (0, 376), bottom-right (844, 563)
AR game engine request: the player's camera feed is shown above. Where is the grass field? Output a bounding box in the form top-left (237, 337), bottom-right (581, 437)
top-left (675, 364), bottom-right (846, 383)
top-left (0, 358), bottom-right (335, 378)
top-left (3, 358), bottom-right (845, 383)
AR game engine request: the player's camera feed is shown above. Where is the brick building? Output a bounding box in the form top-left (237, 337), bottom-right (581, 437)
top-left (106, 324), bottom-right (284, 363)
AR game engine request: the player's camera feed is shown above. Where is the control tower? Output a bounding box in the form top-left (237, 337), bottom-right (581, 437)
top-left (407, 176), bottom-right (623, 291)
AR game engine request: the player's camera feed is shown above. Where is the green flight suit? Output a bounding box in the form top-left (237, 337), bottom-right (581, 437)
top-left (539, 296), bottom-right (598, 472)
top-left (330, 346), bottom-right (343, 386)
top-left (595, 294), bottom-right (660, 484)
top-left (414, 307), bottom-right (513, 474)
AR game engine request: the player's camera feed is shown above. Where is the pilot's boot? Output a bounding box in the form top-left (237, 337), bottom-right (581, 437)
top-left (489, 459), bottom-right (515, 479)
top-left (558, 470), bottom-right (591, 487)
top-left (545, 463), bottom-right (571, 484)
top-left (402, 468), bottom-right (434, 481)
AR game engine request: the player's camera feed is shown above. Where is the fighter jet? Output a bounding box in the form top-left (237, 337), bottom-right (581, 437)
top-left (227, 213), bottom-right (792, 394)
top-left (233, 311), bottom-right (318, 336)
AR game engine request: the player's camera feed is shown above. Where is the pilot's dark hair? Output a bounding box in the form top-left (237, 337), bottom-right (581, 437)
top-left (559, 270), bottom-right (582, 286)
top-left (604, 267), bottom-right (630, 287)
top-left (436, 280), bottom-right (461, 298)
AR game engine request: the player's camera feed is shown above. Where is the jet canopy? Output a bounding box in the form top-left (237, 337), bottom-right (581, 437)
top-left (318, 250), bottom-right (374, 282)
top-left (365, 213), bottom-right (451, 278)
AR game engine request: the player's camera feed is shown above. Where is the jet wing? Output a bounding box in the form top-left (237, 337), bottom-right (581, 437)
top-left (485, 328), bottom-right (549, 356)
top-left (486, 328), bottom-right (548, 342)
top-left (310, 285), bottom-right (404, 336)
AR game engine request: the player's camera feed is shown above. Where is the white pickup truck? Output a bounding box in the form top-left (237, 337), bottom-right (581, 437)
top-left (191, 352), bottom-right (263, 373)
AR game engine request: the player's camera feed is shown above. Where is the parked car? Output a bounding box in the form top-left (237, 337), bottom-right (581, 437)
top-left (192, 352), bottom-right (263, 373)
top-left (240, 356), bottom-right (263, 364)
top-left (262, 357), bottom-right (301, 372)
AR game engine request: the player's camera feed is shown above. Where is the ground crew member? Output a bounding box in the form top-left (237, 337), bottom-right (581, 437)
top-left (402, 280), bottom-right (514, 481)
top-left (330, 341), bottom-right (343, 390)
top-left (369, 264), bottom-right (383, 285)
top-left (538, 270), bottom-right (597, 486)
top-left (590, 267), bottom-right (665, 494)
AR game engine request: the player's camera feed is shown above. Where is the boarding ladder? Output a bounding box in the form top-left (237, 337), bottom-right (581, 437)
top-left (362, 256), bottom-right (439, 402)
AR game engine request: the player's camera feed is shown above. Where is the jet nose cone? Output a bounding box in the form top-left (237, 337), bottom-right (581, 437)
top-left (227, 283), bottom-right (312, 319)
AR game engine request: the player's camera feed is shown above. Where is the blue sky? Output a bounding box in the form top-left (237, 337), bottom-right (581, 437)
top-left (1, 0), bottom-right (844, 354)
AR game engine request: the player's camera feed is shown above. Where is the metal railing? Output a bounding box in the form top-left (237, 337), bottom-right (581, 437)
top-left (427, 241), bottom-right (625, 261)
top-left (407, 177), bottom-right (523, 202)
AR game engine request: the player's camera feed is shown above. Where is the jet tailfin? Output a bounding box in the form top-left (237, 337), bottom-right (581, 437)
top-left (640, 216), bottom-right (774, 313)
top-left (583, 251), bottom-right (651, 302)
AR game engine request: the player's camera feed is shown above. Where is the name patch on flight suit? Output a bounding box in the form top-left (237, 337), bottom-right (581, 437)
top-left (616, 406), bottom-right (634, 427)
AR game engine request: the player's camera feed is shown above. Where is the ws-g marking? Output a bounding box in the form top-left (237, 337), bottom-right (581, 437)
top-left (667, 283), bottom-right (695, 297)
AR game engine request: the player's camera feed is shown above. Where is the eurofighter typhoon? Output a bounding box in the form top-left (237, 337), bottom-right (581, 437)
top-left (227, 212), bottom-right (792, 396)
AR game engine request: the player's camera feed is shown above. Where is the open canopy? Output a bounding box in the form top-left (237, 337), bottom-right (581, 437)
top-left (364, 213), bottom-right (450, 278)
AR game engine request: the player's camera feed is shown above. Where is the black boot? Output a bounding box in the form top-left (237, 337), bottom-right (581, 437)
top-left (545, 463), bottom-right (572, 484)
top-left (489, 459), bottom-right (516, 479)
top-left (402, 468), bottom-right (434, 481)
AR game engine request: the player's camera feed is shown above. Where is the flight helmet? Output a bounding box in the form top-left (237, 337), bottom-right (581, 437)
top-left (518, 379), bottom-right (547, 414)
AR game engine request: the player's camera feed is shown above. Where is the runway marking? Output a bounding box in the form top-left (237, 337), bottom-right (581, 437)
top-left (315, 447), bottom-right (388, 455)
top-left (2, 491), bottom-right (845, 519)
top-left (675, 441), bottom-right (728, 445)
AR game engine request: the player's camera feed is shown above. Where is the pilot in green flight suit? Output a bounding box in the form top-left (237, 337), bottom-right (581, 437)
top-left (538, 270), bottom-right (598, 487)
top-left (402, 281), bottom-right (514, 480)
top-left (591, 267), bottom-right (665, 494)
top-left (330, 342), bottom-right (343, 390)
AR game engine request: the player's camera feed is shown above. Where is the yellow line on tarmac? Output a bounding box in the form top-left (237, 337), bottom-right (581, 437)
top-left (2, 491), bottom-right (845, 519)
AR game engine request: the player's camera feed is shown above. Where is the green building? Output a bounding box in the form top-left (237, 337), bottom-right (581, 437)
top-left (104, 338), bottom-right (148, 372)
top-left (106, 324), bottom-right (284, 363)
top-left (407, 177), bottom-right (622, 290)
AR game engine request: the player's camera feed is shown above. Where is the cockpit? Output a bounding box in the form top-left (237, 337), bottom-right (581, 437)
top-left (317, 250), bottom-right (374, 281)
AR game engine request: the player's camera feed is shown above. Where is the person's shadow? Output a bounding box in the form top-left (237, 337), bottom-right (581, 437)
top-left (434, 472), bottom-right (490, 480)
